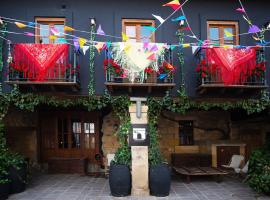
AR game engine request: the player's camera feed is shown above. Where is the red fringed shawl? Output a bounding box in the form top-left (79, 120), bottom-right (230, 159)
top-left (12, 44), bottom-right (69, 81)
top-left (206, 48), bottom-right (256, 85)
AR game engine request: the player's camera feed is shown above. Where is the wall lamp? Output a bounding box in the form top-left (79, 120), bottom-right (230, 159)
top-left (90, 18), bottom-right (96, 26)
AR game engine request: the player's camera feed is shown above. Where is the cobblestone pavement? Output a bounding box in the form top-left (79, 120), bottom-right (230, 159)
top-left (8, 174), bottom-right (270, 200)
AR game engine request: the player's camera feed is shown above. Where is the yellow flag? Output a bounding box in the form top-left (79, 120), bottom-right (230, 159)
top-left (15, 22), bottom-right (27, 28)
top-left (224, 30), bottom-right (233, 38)
top-left (79, 38), bottom-right (87, 48)
top-left (223, 45), bottom-right (233, 49)
top-left (122, 32), bottom-right (129, 42)
top-left (124, 44), bottom-right (131, 53)
top-left (182, 43), bottom-right (190, 48)
top-left (64, 26), bottom-right (75, 32)
top-left (49, 35), bottom-right (57, 40)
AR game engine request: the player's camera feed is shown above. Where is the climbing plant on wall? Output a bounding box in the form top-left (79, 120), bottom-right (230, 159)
top-left (88, 23), bottom-right (96, 96)
top-left (176, 29), bottom-right (186, 97)
top-left (0, 22), bottom-right (7, 94)
top-left (110, 95), bottom-right (131, 166)
top-left (148, 97), bottom-right (163, 166)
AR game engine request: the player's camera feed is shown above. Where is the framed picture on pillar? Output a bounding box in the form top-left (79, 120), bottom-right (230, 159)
top-left (129, 124), bottom-right (149, 146)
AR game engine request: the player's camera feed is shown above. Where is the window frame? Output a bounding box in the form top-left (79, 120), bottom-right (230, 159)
top-left (122, 19), bottom-right (155, 42)
top-left (207, 20), bottom-right (239, 46)
top-left (179, 120), bottom-right (194, 146)
top-left (35, 17), bottom-right (66, 44)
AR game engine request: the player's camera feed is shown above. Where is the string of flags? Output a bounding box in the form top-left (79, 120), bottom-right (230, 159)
top-left (0, 0), bottom-right (269, 57)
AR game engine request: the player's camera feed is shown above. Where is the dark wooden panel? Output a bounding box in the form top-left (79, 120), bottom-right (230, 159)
top-left (171, 153), bottom-right (212, 167)
top-left (217, 146), bottom-right (240, 167)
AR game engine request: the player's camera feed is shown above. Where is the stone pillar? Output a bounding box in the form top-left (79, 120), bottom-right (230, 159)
top-left (129, 98), bottom-right (150, 196)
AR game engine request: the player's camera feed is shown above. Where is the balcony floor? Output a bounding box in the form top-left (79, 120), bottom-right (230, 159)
top-left (197, 84), bottom-right (268, 96)
top-left (105, 82), bottom-right (176, 96)
top-left (5, 81), bottom-right (80, 92)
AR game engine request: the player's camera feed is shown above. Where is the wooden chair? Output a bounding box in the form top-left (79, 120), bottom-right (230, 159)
top-left (221, 155), bottom-right (245, 170)
top-left (234, 161), bottom-right (249, 182)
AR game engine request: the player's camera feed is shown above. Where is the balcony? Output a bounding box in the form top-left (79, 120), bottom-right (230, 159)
top-left (6, 44), bottom-right (80, 92)
top-left (104, 43), bottom-right (176, 96)
top-left (195, 47), bottom-right (267, 95)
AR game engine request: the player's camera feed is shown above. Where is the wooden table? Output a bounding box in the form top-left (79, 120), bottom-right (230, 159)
top-left (173, 167), bottom-right (228, 184)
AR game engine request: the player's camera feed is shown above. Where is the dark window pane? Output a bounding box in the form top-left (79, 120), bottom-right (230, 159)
top-left (179, 121), bottom-right (194, 146)
top-left (72, 121), bottom-right (81, 148)
top-left (58, 118), bottom-right (69, 149)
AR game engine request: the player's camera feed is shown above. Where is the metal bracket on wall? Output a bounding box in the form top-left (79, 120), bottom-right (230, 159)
top-left (130, 97), bottom-right (147, 119)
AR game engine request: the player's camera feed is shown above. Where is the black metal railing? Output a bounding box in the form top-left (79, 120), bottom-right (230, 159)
top-left (195, 47), bottom-right (266, 86)
top-left (104, 47), bottom-right (174, 84)
top-left (7, 44), bottom-right (80, 84)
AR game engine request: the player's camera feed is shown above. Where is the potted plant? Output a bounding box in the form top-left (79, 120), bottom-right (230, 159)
top-left (104, 59), bottom-right (125, 83)
top-left (109, 102), bottom-right (131, 197)
top-left (145, 67), bottom-right (157, 83)
top-left (0, 159), bottom-right (10, 200)
top-left (250, 61), bottom-right (266, 85)
top-left (8, 153), bottom-right (27, 194)
top-left (109, 145), bottom-right (131, 197)
top-left (0, 123), bottom-right (27, 196)
top-left (195, 59), bottom-right (209, 82)
top-left (157, 62), bottom-right (175, 83)
top-left (148, 105), bottom-right (171, 197)
top-left (0, 123), bottom-right (10, 200)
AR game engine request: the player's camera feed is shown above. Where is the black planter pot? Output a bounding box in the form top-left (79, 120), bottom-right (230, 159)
top-left (109, 164), bottom-right (131, 197)
top-left (9, 164), bottom-right (27, 194)
top-left (114, 77), bottom-right (123, 83)
top-left (0, 182), bottom-right (10, 200)
top-left (149, 163), bottom-right (171, 197)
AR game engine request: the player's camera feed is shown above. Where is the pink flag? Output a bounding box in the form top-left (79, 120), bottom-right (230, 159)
top-left (24, 32), bottom-right (35, 37)
top-left (236, 8), bottom-right (245, 13)
top-left (147, 53), bottom-right (156, 61)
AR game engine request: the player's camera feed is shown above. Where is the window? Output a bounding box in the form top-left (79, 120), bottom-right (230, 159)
top-left (35, 17), bottom-right (65, 44)
top-left (57, 117), bottom-right (96, 150)
top-left (122, 19), bottom-right (155, 42)
top-left (58, 118), bottom-right (68, 149)
top-left (207, 21), bottom-right (239, 45)
top-left (84, 122), bottom-right (95, 149)
top-left (179, 121), bottom-right (194, 145)
top-left (72, 120), bottom-right (81, 148)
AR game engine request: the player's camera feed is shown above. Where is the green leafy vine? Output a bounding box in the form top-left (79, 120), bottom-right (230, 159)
top-left (88, 24), bottom-right (96, 96)
top-left (0, 22), bottom-right (7, 94)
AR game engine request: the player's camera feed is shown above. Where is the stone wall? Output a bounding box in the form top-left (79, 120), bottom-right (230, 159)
top-left (101, 112), bottom-right (120, 169)
top-left (157, 110), bottom-right (269, 164)
top-left (4, 107), bottom-right (38, 164)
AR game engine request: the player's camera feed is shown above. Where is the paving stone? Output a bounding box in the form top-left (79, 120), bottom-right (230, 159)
top-left (7, 174), bottom-right (270, 200)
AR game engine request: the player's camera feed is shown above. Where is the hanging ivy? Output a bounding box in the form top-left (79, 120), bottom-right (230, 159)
top-left (0, 22), bottom-right (7, 94)
top-left (88, 24), bottom-right (96, 96)
top-left (176, 30), bottom-right (187, 97)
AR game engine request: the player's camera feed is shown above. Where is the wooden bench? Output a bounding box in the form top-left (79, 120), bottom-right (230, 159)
top-left (173, 166), bottom-right (228, 183)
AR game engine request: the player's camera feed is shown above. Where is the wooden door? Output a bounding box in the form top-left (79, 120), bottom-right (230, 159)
top-left (40, 111), bottom-right (101, 172)
top-left (217, 146), bottom-right (240, 167)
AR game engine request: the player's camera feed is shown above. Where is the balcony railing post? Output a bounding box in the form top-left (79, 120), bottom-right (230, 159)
top-left (73, 50), bottom-right (76, 83)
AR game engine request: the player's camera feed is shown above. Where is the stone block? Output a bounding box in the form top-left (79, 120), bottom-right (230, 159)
top-left (130, 113), bottom-right (148, 124)
top-left (131, 146), bottom-right (149, 196)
